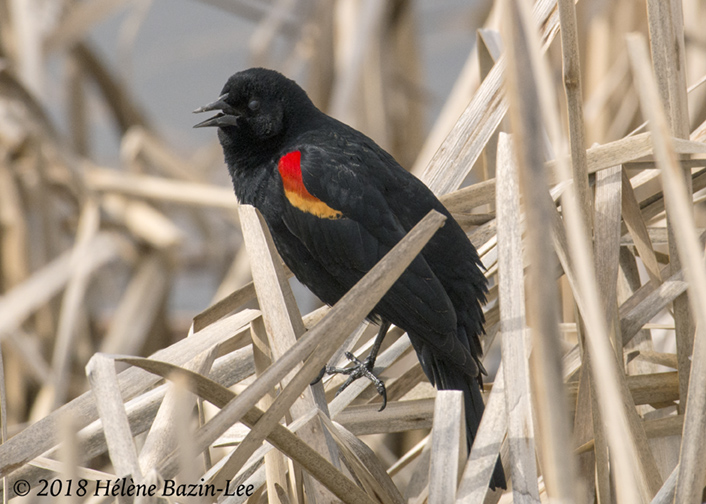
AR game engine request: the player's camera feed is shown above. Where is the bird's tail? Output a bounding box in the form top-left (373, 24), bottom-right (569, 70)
top-left (432, 356), bottom-right (507, 491)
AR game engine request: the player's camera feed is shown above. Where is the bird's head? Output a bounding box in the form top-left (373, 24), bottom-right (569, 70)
top-left (194, 68), bottom-right (315, 150)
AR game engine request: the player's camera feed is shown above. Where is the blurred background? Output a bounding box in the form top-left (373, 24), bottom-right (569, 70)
top-left (0, 0), bottom-right (495, 430)
top-left (2, 0), bottom-right (706, 491)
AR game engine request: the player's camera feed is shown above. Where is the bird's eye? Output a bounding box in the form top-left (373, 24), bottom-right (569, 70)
top-left (248, 99), bottom-right (260, 111)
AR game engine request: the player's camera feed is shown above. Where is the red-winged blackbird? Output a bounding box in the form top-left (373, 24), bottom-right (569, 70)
top-left (195, 68), bottom-right (505, 490)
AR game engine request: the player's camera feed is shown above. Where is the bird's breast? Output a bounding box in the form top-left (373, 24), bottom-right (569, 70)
top-left (278, 150), bottom-right (342, 219)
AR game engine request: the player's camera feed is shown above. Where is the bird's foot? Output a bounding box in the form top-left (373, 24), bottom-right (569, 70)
top-left (326, 352), bottom-right (387, 411)
top-left (310, 366), bottom-right (327, 386)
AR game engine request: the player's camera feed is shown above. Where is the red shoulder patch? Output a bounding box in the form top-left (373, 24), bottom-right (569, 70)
top-left (278, 151), bottom-right (306, 196)
top-left (278, 151), bottom-right (342, 219)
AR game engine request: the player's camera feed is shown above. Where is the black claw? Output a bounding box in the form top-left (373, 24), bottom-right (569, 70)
top-left (310, 366), bottom-right (327, 386)
top-left (376, 382), bottom-right (387, 411)
top-left (344, 351), bottom-right (361, 365)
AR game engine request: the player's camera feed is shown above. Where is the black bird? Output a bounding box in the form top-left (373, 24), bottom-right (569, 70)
top-left (195, 68), bottom-right (505, 489)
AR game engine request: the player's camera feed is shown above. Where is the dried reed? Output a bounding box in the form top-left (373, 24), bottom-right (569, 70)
top-left (1, 0), bottom-right (705, 503)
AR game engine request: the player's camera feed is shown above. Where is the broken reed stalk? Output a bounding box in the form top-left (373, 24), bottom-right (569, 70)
top-left (237, 204), bottom-right (339, 503)
top-left (557, 0), bottom-right (592, 227)
top-left (502, 0), bottom-right (577, 500)
top-left (495, 133), bottom-right (539, 503)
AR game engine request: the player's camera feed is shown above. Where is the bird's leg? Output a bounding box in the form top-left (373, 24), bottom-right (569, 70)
top-left (325, 320), bottom-right (391, 410)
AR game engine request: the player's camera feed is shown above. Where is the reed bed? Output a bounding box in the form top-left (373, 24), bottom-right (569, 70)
top-left (1, 0), bottom-right (706, 502)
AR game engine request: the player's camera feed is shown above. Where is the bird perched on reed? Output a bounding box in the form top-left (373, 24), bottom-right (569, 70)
top-left (195, 67), bottom-right (505, 489)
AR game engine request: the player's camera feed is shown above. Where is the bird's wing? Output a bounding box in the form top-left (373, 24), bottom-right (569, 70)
top-left (275, 139), bottom-right (477, 374)
top-left (296, 137), bottom-right (488, 364)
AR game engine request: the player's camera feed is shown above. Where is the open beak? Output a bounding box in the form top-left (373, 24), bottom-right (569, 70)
top-left (193, 93), bottom-right (240, 128)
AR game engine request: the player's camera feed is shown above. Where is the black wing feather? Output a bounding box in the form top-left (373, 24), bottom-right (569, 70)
top-left (276, 130), bottom-right (482, 376)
